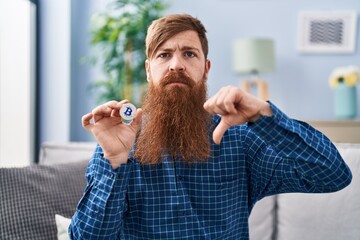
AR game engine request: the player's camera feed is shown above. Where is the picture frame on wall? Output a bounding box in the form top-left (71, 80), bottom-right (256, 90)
top-left (297, 10), bottom-right (357, 54)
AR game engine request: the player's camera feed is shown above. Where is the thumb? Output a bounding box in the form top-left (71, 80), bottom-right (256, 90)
top-left (213, 119), bottom-right (231, 144)
top-left (130, 108), bottom-right (143, 132)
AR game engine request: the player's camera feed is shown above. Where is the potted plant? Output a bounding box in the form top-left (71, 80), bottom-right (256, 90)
top-left (87, 0), bottom-right (169, 106)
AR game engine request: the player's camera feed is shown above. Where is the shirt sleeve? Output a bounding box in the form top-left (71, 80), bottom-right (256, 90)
top-left (68, 145), bottom-right (133, 240)
top-left (246, 101), bottom-right (352, 203)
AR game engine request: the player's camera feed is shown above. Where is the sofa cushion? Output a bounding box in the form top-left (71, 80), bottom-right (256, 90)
top-left (39, 141), bottom-right (96, 165)
top-left (277, 143), bottom-right (360, 240)
top-left (0, 160), bottom-right (88, 240)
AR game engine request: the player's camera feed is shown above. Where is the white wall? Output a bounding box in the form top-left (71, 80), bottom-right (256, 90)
top-left (39, 0), bottom-right (71, 143)
top-left (0, 0), bottom-right (36, 167)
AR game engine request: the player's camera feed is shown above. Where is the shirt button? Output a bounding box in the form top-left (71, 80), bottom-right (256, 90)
top-left (178, 176), bottom-right (183, 181)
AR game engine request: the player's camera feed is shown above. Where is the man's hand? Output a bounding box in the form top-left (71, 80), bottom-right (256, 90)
top-left (82, 100), bottom-right (143, 169)
top-left (203, 86), bottom-right (272, 144)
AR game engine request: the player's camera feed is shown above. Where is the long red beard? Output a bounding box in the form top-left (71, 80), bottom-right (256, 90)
top-left (134, 71), bottom-right (211, 164)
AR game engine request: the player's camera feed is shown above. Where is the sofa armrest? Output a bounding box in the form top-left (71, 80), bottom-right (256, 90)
top-left (276, 143), bottom-right (360, 240)
top-left (249, 195), bottom-right (277, 240)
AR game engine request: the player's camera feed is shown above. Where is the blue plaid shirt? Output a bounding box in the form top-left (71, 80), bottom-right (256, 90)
top-left (69, 102), bottom-right (352, 239)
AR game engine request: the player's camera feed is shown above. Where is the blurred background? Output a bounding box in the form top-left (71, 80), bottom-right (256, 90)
top-left (0, 0), bottom-right (359, 166)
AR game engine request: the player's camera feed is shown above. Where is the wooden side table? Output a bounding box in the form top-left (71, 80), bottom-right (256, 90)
top-left (306, 120), bottom-right (360, 143)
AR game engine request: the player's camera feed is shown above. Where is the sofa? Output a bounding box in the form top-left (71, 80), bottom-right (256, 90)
top-left (0, 142), bottom-right (95, 240)
top-left (0, 141), bottom-right (359, 240)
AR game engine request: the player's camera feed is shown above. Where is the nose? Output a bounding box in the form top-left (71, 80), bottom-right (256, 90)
top-left (169, 55), bottom-right (185, 72)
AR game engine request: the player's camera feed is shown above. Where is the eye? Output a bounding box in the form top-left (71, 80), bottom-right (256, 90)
top-left (184, 51), bottom-right (196, 58)
top-left (158, 52), bottom-right (170, 58)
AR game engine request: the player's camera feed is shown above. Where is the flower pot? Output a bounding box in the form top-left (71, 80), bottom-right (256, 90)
top-left (334, 83), bottom-right (357, 119)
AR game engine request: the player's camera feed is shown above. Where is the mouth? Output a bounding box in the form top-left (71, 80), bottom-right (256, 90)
top-left (165, 80), bottom-right (189, 87)
top-left (169, 81), bottom-right (187, 86)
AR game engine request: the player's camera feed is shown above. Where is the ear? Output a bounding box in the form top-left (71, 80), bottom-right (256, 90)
top-left (204, 59), bottom-right (211, 79)
top-left (145, 59), bottom-right (150, 82)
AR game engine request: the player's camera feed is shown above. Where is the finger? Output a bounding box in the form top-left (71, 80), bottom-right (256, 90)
top-left (204, 99), bottom-right (229, 116)
top-left (102, 100), bottom-right (126, 108)
top-left (216, 87), bottom-right (239, 114)
top-left (203, 99), bottom-right (215, 114)
top-left (203, 89), bottom-right (220, 111)
top-left (212, 106), bottom-right (228, 116)
top-left (82, 113), bottom-right (94, 131)
top-left (92, 100), bottom-right (128, 122)
top-left (130, 108), bottom-right (143, 132)
top-left (212, 119), bottom-right (231, 144)
top-left (111, 109), bottom-right (119, 117)
top-left (222, 97), bottom-right (238, 114)
top-left (204, 87), bottom-right (236, 115)
top-left (107, 99), bottom-right (129, 109)
top-left (92, 104), bottom-right (112, 123)
top-left (204, 95), bottom-right (223, 115)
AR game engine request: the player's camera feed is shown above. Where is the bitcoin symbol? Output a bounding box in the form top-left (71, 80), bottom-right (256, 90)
top-left (124, 107), bottom-right (133, 117)
top-left (120, 103), bottom-right (136, 124)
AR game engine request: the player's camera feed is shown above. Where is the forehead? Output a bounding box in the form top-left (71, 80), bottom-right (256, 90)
top-left (158, 30), bottom-right (202, 51)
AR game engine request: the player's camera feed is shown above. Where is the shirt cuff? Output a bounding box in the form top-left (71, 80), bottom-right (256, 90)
top-left (90, 145), bottom-right (133, 191)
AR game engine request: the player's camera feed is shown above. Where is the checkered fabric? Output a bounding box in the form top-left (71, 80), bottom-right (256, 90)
top-left (69, 102), bottom-right (352, 239)
top-left (0, 160), bottom-right (88, 240)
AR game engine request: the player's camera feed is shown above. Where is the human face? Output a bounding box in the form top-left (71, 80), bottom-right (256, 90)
top-left (145, 30), bottom-right (211, 87)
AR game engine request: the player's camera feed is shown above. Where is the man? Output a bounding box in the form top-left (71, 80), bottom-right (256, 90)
top-left (69, 14), bottom-right (352, 239)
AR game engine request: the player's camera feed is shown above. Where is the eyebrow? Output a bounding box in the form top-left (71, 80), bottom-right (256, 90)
top-left (158, 46), bottom-right (201, 54)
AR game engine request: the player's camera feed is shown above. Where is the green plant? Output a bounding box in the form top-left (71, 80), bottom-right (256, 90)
top-left (87, 0), bottom-right (169, 106)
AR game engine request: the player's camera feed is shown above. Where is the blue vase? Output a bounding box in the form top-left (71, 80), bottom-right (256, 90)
top-left (334, 83), bottom-right (357, 119)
